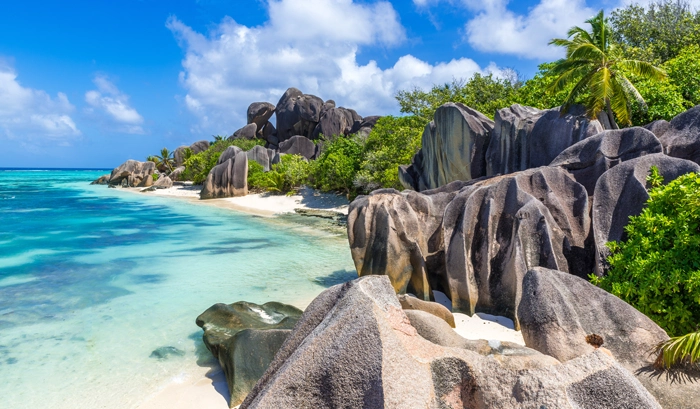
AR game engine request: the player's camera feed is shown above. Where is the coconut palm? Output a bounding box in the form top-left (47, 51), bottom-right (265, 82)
top-left (548, 10), bottom-right (667, 128)
top-left (152, 148), bottom-right (175, 173)
top-left (654, 330), bottom-right (700, 370)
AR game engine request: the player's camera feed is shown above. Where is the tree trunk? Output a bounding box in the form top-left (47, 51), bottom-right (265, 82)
top-left (605, 99), bottom-right (619, 130)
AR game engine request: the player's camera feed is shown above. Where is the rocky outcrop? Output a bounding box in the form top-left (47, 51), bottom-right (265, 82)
top-left (246, 145), bottom-right (273, 172)
top-left (311, 107), bottom-right (362, 140)
top-left (217, 146), bottom-right (243, 166)
top-left (247, 102), bottom-right (275, 133)
top-left (278, 135), bottom-right (316, 160)
top-left (519, 268), bottom-right (697, 409)
top-left (657, 104), bottom-right (700, 165)
top-left (196, 301), bottom-right (302, 407)
top-left (592, 153), bottom-right (700, 275)
top-left (174, 140), bottom-right (210, 167)
top-left (230, 123), bottom-right (258, 140)
top-left (644, 119), bottom-right (671, 139)
top-left (90, 174), bottom-right (110, 185)
top-left (169, 166), bottom-right (185, 181)
top-left (550, 127), bottom-right (663, 194)
top-left (400, 103), bottom-right (494, 191)
top-left (241, 275), bottom-right (660, 409)
top-left (486, 104), bottom-right (604, 177)
top-left (200, 150), bottom-right (248, 199)
top-left (275, 88), bottom-right (324, 142)
top-left (108, 160), bottom-right (156, 187)
top-left (153, 175), bottom-right (173, 189)
top-left (398, 294), bottom-right (455, 327)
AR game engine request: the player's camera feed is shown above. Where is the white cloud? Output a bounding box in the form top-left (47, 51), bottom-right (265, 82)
top-left (0, 62), bottom-right (79, 141)
top-left (464, 0), bottom-right (596, 59)
top-left (168, 0), bottom-right (498, 135)
top-left (85, 75), bottom-right (144, 134)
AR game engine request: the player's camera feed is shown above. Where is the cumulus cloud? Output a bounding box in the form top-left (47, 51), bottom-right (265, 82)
top-left (85, 75), bottom-right (144, 134)
top-left (0, 62), bottom-right (79, 142)
top-left (168, 0), bottom-right (498, 134)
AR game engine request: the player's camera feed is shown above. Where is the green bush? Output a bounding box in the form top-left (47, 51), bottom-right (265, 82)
top-left (354, 116), bottom-right (423, 193)
top-left (311, 136), bottom-right (365, 196)
top-left (247, 161), bottom-right (267, 192)
top-left (592, 167), bottom-right (700, 336)
top-left (248, 154), bottom-right (311, 194)
top-left (181, 138), bottom-right (265, 184)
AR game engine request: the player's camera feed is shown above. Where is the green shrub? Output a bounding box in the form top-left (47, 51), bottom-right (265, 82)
top-left (247, 161), bottom-right (267, 192)
top-left (311, 136), bottom-right (365, 196)
top-left (354, 116), bottom-right (423, 193)
top-left (592, 167), bottom-right (700, 336)
top-left (248, 154), bottom-right (311, 194)
top-left (181, 138), bottom-right (265, 184)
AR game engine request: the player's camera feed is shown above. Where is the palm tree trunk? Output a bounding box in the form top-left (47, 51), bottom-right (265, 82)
top-left (605, 99), bottom-right (619, 130)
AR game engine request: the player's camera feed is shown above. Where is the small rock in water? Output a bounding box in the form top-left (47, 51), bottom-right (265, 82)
top-left (149, 346), bottom-right (185, 360)
top-left (6, 357), bottom-right (17, 364)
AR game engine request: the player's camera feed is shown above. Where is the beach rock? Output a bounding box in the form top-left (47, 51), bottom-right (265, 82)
top-left (592, 153), bottom-right (700, 275)
top-left (90, 174), bottom-right (110, 185)
top-left (196, 301), bottom-right (302, 407)
top-left (246, 145), bottom-right (272, 172)
top-left (275, 88), bottom-right (324, 142)
top-left (174, 140), bottom-right (210, 167)
top-left (657, 105), bottom-right (700, 165)
top-left (278, 135), bottom-right (316, 160)
top-left (485, 104), bottom-right (604, 176)
top-left (217, 146), bottom-right (243, 166)
top-left (169, 166), bottom-right (185, 181)
top-left (230, 123), bottom-right (258, 140)
top-left (518, 268), bottom-right (698, 409)
top-left (247, 102), bottom-right (275, 133)
top-left (550, 127), bottom-right (663, 194)
top-left (200, 150), bottom-right (248, 199)
top-left (398, 294), bottom-right (455, 327)
top-left (311, 107), bottom-right (362, 140)
top-left (149, 346), bottom-right (185, 360)
top-left (401, 103), bottom-right (494, 191)
top-left (108, 160), bottom-right (156, 187)
top-left (241, 275), bottom-right (660, 409)
top-left (153, 175), bottom-right (173, 189)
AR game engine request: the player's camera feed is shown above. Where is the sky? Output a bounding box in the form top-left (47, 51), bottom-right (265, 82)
top-left (0, 0), bottom-right (694, 168)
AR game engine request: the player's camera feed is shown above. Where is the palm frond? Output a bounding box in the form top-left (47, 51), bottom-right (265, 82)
top-left (568, 43), bottom-right (606, 62)
top-left (562, 70), bottom-right (597, 113)
top-left (617, 60), bottom-right (667, 80)
top-left (617, 74), bottom-right (647, 110)
top-left (567, 26), bottom-right (594, 44)
top-left (654, 330), bottom-right (700, 370)
top-left (610, 78), bottom-right (632, 126)
top-left (588, 68), bottom-right (615, 112)
top-left (548, 64), bottom-right (595, 94)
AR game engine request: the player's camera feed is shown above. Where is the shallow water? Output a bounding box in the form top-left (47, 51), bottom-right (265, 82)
top-left (0, 169), bottom-right (356, 409)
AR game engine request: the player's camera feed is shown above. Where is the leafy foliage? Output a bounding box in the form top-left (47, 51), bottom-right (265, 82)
top-left (249, 154), bottom-right (311, 194)
top-left (664, 45), bottom-right (700, 107)
top-left (654, 330), bottom-right (700, 369)
top-left (355, 116), bottom-right (423, 193)
top-left (396, 74), bottom-right (520, 122)
top-left (627, 74), bottom-right (687, 125)
top-left (311, 136), bottom-right (365, 196)
top-left (149, 148), bottom-right (176, 173)
top-left (591, 168), bottom-right (700, 337)
top-left (548, 10), bottom-right (667, 127)
top-left (181, 139), bottom-right (265, 184)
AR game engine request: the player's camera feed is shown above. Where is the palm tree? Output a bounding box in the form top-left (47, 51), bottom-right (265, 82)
top-left (152, 148), bottom-right (175, 172)
top-left (654, 329), bottom-right (700, 370)
top-left (548, 10), bottom-right (667, 128)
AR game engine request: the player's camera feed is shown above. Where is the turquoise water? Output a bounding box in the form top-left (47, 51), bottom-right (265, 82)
top-left (0, 169), bottom-right (356, 409)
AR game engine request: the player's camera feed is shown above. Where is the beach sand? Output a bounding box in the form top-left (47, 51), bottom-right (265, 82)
top-left (120, 185), bottom-right (524, 408)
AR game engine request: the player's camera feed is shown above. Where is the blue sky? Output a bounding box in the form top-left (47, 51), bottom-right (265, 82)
top-left (0, 0), bottom-right (680, 168)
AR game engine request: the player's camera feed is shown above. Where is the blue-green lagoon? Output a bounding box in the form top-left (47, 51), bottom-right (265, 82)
top-left (0, 169), bottom-right (356, 408)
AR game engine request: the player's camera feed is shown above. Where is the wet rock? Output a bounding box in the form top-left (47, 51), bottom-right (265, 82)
top-left (108, 160), bottom-right (156, 187)
top-left (550, 127), bottom-right (663, 194)
top-left (241, 276), bottom-right (659, 409)
top-left (196, 301), bottom-right (302, 407)
top-left (592, 153), bottom-right (700, 275)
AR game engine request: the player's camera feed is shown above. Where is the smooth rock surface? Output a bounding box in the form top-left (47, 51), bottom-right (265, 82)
top-left (398, 294), bottom-right (455, 327)
top-left (311, 106), bottom-right (362, 140)
top-left (550, 127), bottom-right (663, 194)
top-left (277, 135), bottom-right (316, 160)
top-left (275, 88), bottom-right (324, 142)
top-left (658, 105), bottom-right (700, 165)
top-left (247, 102), bottom-right (275, 133)
top-left (169, 166), bottom-right (186, 181)
top-left (230, 123), bottom-right (258, 140)
top-left (108, 160), bottom-right (156, 187)
top-left (592, 153), bottom-right (700, 275)
top-left (246, 145), bottom-right (272, 171)
top-left (153, 175), bottom-right (173, 189)
top-left (217, 146), bottom-right (243, 166)
top-left (201, 150), bottom-right (248, 199)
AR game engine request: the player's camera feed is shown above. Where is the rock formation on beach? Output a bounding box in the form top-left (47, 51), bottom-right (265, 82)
top-left (105, 159), bottom-right (156, 187)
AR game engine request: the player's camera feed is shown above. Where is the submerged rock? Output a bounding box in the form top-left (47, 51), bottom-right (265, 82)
top-left (196, 301), bottom-right (302, 407)
top-left (241, 276), bottom-right (659, 409)
top-left (149, 346), bottom-right (185, 360)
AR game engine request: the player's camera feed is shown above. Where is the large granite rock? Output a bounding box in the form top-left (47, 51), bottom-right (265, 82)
top-left (657, 105), bottom-right (700, 165)
top-left (519, 268), bottom-right (697, 409)
top-left (169, 166), bottom-right (186, 181)
top-left (108, 160), bottom-right (156, 187)
top-left (174, 140), bottom-right (210, 167)
top-left (246, 145), bottom-right (272, 172)
top-left (230, 123), bottom-right (258, 140)
top-left (241, 275), bottom-right (660, 409)
top-left (400, 103), bottom-right (494, 191)
top-left (486, 104), bottom-right (604, 177)
top-left (200, 150), bottom-right (248, 199)
top-left (153, 175), bottom-right (173, 189)
top-left (311, 106), bottom-right (362, 140)
top-left (90, 174), bottom-right (110, 185)
top-left (217, 146), bottom-right (243, 166)
top-left (550, 127), bottom-right (663, 194)
top-left (247, 102), bottom-right (275, 134)
top-left (592, 153), bottom-right (700, 275)
top-left (644, 119), bottom-right (671, 139)
top-left (196, 301), bottom-right (302, 407)
top-left (398, 294), bottom-right (455, 327)
top-left (278, 135), bottom-right (316, 160)
top-left (275, 88), bottom-right (324, 142)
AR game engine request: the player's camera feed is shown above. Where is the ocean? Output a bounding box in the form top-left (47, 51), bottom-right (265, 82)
top-left (0, 169), bottom-right (356, 408)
